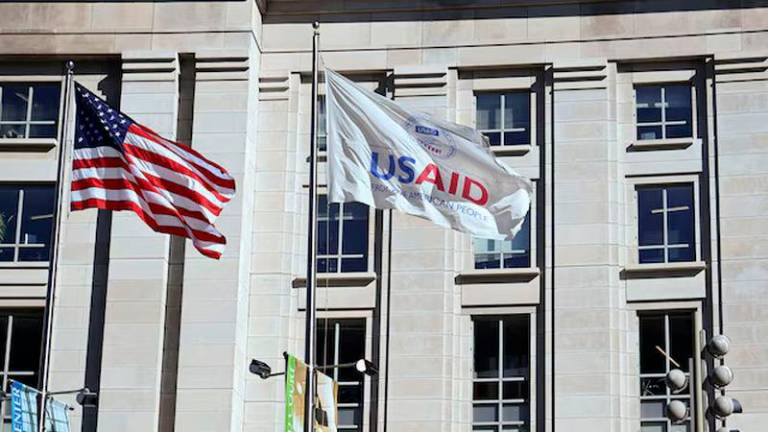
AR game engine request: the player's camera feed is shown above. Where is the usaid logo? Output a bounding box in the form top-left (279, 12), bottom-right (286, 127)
top-left (405, 117), bottom-right (457, 160)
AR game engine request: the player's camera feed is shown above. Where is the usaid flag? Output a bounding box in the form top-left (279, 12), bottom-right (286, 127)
top-left (325, 69), bottom-right (532, 239)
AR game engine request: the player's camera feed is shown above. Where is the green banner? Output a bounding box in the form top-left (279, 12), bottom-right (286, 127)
top-left (284, 354), bottom-right (307, 432)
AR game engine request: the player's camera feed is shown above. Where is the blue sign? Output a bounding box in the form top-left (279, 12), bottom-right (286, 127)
top-left (10, 380), bottom-right (38, 432)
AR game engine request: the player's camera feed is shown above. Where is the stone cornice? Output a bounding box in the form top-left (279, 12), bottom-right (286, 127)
top-left (393, 65), bottom-right (447, 97)
top-left (195, 49), bottom-right (250, 81)
top-left (122, 50), bottom-right (178, 82)
top-left (552, 60), bottom-right (607, 90)
top-left (714, 52), bottom-right (768, 83)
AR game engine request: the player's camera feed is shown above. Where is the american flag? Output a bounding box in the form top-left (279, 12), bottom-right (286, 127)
top-left (70, 83), bottom-right (236, 259)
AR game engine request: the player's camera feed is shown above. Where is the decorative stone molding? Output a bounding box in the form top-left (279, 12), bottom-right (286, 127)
top-left (552, 60), bottom-right (608, 90)
top-left (259, 71), bottom-right (289, 101)
top-left (195, 49), bottom-right (250, 81)
top-left (714, 52), bottom-right (768, 83)
top-left (393, 65), bottom-right (447, 97)
top-left (122, 50), bottom-right (179, 82)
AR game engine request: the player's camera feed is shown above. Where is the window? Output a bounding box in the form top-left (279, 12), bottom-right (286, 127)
top-left (317, 195), bottom-right (369, 273)
top-left (0, 185), bottom-right (55, 262)
top-left (637, 184), bottom-right (695, 264)
top-left (472, 316), bottom-right (530, 432)
top-left (0, 83), bottom-right (61, 139)
top-left (318, 95), bottom-right (327, 151)
top-left (0, 310), bottom-right (44, 425)
top-left (474, 213), bottom-right (531, 269)
top-left (639, 312), bottom-right (694, 432)
top-left (476, 92), bottom-right (530, 146)
top-left (636, 85), bottom-right (692, 141)
top-left (316, 319), bottom-right (366, 432)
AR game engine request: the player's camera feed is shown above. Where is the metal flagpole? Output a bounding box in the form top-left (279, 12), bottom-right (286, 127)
top-left (38, 60), bottom-right (75, 432)
top-left (304, 21), bottom-right (321, 432)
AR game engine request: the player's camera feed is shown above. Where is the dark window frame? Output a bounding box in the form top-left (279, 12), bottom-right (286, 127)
top-left (317, 195), bottom-right (370, 274)
top-left (635, 83), bottom-right (694, 141)
top-left (0, 184), bottom-right (56, 263)
top-left (475, 91), bottom-right (532, 146)
top-left (636, 183), bottom-right (696, 264)
top-left (0, 82), bottom-right (62, 140)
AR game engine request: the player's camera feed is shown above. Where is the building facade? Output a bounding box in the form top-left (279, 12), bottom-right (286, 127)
top-left (0, 1), bottom-right (766, 431)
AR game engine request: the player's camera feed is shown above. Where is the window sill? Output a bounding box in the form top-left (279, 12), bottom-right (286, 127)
top-left (0, 138), bottom-right (57, 152)
top-left (455, 268), bottom-right (540, 285)
top-left (621, 261), bottom-right (706, 279)
top-left (490, 144), bottom-right (532, 156)
top-left (292, 271), bottom-right (376, 288)
top-left (0, 262), bottom-right (49, 269)
top-left (627, 138), bottom-right (699, 151)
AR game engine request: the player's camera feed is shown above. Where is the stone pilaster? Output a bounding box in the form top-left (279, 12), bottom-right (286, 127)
top-left (95, 51), bottom-right (179, 432)
top-left (173, 48), bottom-right (257, 432)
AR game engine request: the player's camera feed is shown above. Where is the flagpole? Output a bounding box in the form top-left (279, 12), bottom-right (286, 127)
top-left (38, 60), bottom-right (75, 432)
top-left (304, 21), bottom-right (321, 432)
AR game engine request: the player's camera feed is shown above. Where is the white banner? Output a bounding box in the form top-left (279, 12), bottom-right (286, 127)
top-left (325, 68), bottom-right (532, 239)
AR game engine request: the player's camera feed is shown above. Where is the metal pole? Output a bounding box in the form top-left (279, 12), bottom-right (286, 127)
top-left (38, 60), bottom-right (75, 432)
top-left (304, 21), bottom-right (321, 432)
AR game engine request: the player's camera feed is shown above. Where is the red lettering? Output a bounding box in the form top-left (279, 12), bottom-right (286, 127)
top-left (462, 177), bottom-right (489, 205)
top-left (415, 163), bottom-right (445, 192)
top-left (448, 172), bottom-right (460, 194)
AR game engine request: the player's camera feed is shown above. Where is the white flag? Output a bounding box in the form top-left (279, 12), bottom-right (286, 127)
top-left (325, 68), bottom-right (533, 240)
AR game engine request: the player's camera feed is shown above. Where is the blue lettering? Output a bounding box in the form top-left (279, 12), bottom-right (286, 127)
top-left (370, 152), bottom-right (395, 180)
top-left (397, 156), bottom-right (416, 183)
top-left (415, 125), bottom-right (439, 136)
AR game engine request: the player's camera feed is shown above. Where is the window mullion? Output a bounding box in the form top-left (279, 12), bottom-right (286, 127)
top-left (14, 190), bottom-right (24, 262)
top-left (25, 86), bottom-right (34, 138)
top-left (660, 87), bottom-right (667, 139)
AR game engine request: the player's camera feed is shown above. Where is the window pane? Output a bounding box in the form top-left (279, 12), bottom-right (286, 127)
top-left (502, 403), bottom-right (528, 422)
top-left (638, 188), bottom-right (664, 246)
top-left (0, 187), bottom-right (20, 245)
top-left (18, 247), bottom-right (49, 262)
top-left (473, 382), bottom-right (498, 400)
top-left (665, 86), bottom-right (692, 123)
top-left (0, 124), bottom-right (25, 139)
top-left (636, 86), bottom-right (662, 123)
top-left (503, 131), bottom-right (528, 146)
top-left (20, 187), bottom-right (54, 245)
top-left (340, 257), bottom-right (366, 273)
top-left (503, 316), bottom-right (529, 378)
top-left (1, 84), bottom-right (29, 122)
top-left (30, 84), bottom-right (60, 122)
top-left (28, 124), bottom-right (57, 139)
top-left (474, 238), bottom-right (501, 269)
top-left (338, 384), bottom-right (362, 404)
top-left (666, 185), bottom-right (694, 245)
top-left (639, 315), bottom-right (666, 373)
top-left (316, 320), bottom-right (331, 367)
top-left (640, 376), bottom-right (667, 396)
top-left (337, 407), bottom-right (358, 427)
top-left (637, 125), bottom-right (662, 141)
top-left (641, 422), bottom-right (667, 432)
top-left (474, 320), bottom-right (499, 378)
top-left (641, 400), bottom-right (666, 418)
top-left (669, 314), bottom-right (693, 372)
top-left (639, 248), bottom-right (665, 264)
top-left (476, 94), bottom-right (501, 130)
top-left (503, 93), bottom-right (529, 132)
top-left (9, 313), bottom-right (43, 376)
top-left (484, 132), bottom-right (501, 146)
top-left (666, 123), bottom-right (692, 139)
top-left (337, 320), bottom-right (365, 382)
top-left (502, 381), bottom-right (528, 400)
top-left (341, 203), bottom-right (368, 255)
top-left (668, 247), bottom-right (694, 263)
top-left (473, 404), bottom-right (499, 422)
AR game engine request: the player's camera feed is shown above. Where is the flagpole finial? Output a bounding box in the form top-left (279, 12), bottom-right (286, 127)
top-left (65, 60), bottom-right (75, 73)
top-left (313, 21), bottom-right (320, 31)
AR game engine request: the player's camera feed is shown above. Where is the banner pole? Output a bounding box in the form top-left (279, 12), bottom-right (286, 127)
top-left (38, 60), bottom-right (75, 432)
top-left (304, 21), bottom-right (321, 432)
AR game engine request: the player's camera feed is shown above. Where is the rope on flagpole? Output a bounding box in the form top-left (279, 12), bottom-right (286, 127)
top-left (38, 59), bottom-right (75, 432)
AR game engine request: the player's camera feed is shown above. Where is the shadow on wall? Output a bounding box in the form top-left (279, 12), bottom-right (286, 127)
top-left (262, 0), bottom-right (768, 23)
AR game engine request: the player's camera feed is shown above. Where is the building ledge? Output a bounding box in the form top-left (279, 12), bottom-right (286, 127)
top-left (456, 268), bottom-right (540, 285)
top-left (292, 272), bottom-right (376, 288)
top-left (621, 261), bottom-right (706, 279)
top-left (627, 137), bottom-right (699, 152)
top-left (491, 144), bottom-right (532, 156)
top-left (0, 138), bottom-right (57, 152)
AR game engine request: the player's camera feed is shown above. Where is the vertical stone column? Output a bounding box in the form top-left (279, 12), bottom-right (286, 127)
top-left (551, 62), bottom-right (623, 431)
top-left (386, 65), bottom-right (461, 432)
top-left (173, 48), bottom-right (257, 432)
top-left (95, 51), bottom-right (179, 432)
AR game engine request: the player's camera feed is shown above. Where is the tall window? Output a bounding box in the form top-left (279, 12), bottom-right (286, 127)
top-left (476, 92), bottom-right (530, 146)
top-left (0, 310), bottom-right (44, 425)
top-left (639, 312), bottom-right (694, 432)
top-left (316, 319), bottom-right (366, 432)
top-left (637, 184), bottom-right (695, 264)
top-left (0, 83), bottom-right (61, 139)
top-left (474, 213), bottom-right (531, 269)
top-left (0, 185), bottom-right (55, 262)
top-left (472, 316), bottom-right (530, 432)
top-left (636, 85), bottom-right (692, 141)
top-left (317, 195), bottom-right (369, 273)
